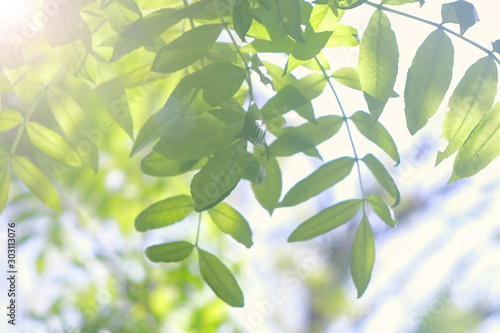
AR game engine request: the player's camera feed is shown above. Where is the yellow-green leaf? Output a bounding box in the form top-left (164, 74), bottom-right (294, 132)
top-left (26, 122), bottom-right (83, 167)
top-left (0, 110), bottom-right (23, 132)
top-left (12, 156), bottom-right (62, 213)
top-left (198, 248), bottom-right (244, 307)
top-left (351, 213), bottom-right (375, 298)
top-left (135, 195), bottom-right (194, 232)
top-left (208, 203), bottom-right (253, 248)
top-left (146, 241), bottom-right (194, 263)
top-left (367, 194), bottom-right (397, 227)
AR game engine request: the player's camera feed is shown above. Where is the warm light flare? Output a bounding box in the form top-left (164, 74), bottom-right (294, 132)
top-left (0, 1), bottom-right (30, 31)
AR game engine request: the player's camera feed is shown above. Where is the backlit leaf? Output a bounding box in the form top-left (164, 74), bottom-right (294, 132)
top-left (198, 248), bottom-right (244, 307)
top-left (358, 10), bottom-right (399, 120)
top-left (151, 24), bottom-right (222, 74)
top-left (235, 104), bottom-right (267, 147)
top-left (450, 102), bottom-right (500, 182)
top-left (269, 116), bottom-right (344, 157)
top-left (190, 140), bottom-right (248, 212)
top-left (153, 109), bottom-right (244, 160)
top-left (350, 111), bottom-right (399, 164)
top-left (26, 122), bottom-right (83, 167)
top-left (12, 156), bottom-right (62, 213)
top-left (209, 203), bottom-right (253, 248)
top-left (351, 213), bottom-right (375, 298)
top-left (233, 0), bottom-right (253, 42)
top-left (251, 148), bottom-right (282, 215)
top-left (0, 110), bottom-right (22, 132)
top-left (146, 241), bottom-right (194, 263)
top-left (326, 24), bottom-right (359, 47)
top-left (437, 56), bottom-right (498, 165)
top-left (271, 0), bottom-right (304, 43)
top-left (141, 152), bottom-right (205, 177)
top-left (362, 153), bottom-right (400, 207)
top-left (367, 194), bottom-right (397, 227)
top-left (135, 195), bottom-right (194, 232)
top-left (332, 67), bottom-right (362, 90)
top-left (279, 157), bottom-right (354, 207)
top-left (404, 29), bottom-right (454, 134)
top-left (288, 199), bottom-right (362, 242)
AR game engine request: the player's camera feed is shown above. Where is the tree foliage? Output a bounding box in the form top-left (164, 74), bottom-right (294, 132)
top-left (1, 0), bottom-right (499, 306)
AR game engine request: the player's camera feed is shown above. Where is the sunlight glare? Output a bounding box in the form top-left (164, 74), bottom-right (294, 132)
top-left (0, 1), bottom-right (29, 31)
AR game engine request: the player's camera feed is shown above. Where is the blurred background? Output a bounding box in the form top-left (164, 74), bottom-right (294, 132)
top-left (1, 0), bottom-right (500, 332)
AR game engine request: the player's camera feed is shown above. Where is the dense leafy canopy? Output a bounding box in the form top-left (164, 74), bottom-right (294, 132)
top-left (0, 0), bottom-right (499, 307)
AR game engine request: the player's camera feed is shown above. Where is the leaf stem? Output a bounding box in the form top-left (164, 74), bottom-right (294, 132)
top-left (314, 57), bottom-right (366, 198)
top-left (195, 212), bottom-right (202, 247)
top-left (211, 0), bottom-right (255, 102)
top-left (366, 1), bottom-right (500, 65)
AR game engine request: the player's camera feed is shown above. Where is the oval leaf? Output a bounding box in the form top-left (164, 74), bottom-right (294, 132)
top-left (362, 153), bottom-right (400, 207)
top-left (0, 110), bottom-right (22, 132)
top-left (153, 109), bottom-right (244, 160)
top-left (26, 122), bottom-right (83, 167)
top-left (233, 0), bottom-right (253, 42)
top-left (146, 241), bottom-right (194, 263)
top-left (350, 213), bottom-right (375, 298)
top-left (251, 148), bottom-right (282, 215)
top-left (141, 151), bottom-right (204, 177)
top-left (269, 115), bottom-right (344, 157)
top-left (350, 111), bottom-right (399, 164)
top-left (279, 157), bottom-right (355, 207)
top-left (151, 24), bottom-right (222, 74)
top-left (135, 195), bottom-right (194, 232)
top-left (190, 140), bottom-right (248, 212)
top-left (441, 1), bottom-right (479, 35)
top-left (437, 56), bottom-right (498, 165)
top-left (332, 67), bottom-right (362, 91)
top-left (208, 203), bottom-right (253, 248)
top-left (198, 248), bottom-right (244, 307)
top-left (12, 156), bottom-right (62, 213)
top-left (450, 102), bottom-right (500, 182)
top-left (288, 199), bottom-right (362, 242)
top-left (358, 10), bottom-right (399, 120)
top-left (404, 29), bottom-right (454, 134)
top-left (367, 194), bottom-right (398, 227)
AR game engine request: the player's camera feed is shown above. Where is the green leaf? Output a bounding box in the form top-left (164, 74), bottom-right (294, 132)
top-left (362, 153), bottom-right (400, 207)
top-left (326, 24), bottom-right (359, 47)
top-left (94, 77), bottom-right (134, 138)
top-left (0, 110), bottom-right (22, 131)
top-left (46, 87), bottom-right (98, 172)
top-left (437, 56), bottom-right (498, 165)
top-left (310, 4), bottom-right (343, 32)
top-left (198, 248), bottom-right (244, 307)
top-left (191, 140), bottom-right (248, 212)
top-left (154, 109), bottom-right (244, 160)
top-left (202, 65), bottom-right (246, 107)
top-left (145, 241), bottom-right (194, 263)
top-left (288, 199), bottom-right (362, 242)
top-left (279, 157), bottom-right (355, 207)
top-left (404, 29), bottom-right (454, 134)
top-left (233, 0), bottom-right (253, 42)
top-left (141, 152), bottom-right (204, 177)
top-left (358, 10), bottom-right (399, 120)
top-left (269, 115), bottom-right (344, 157)
top-left (26, 122), bottom-right (83, 167)
top-left (493, 40), bottom-right (500, 54)
top-left (151, 24), bottom-right (222, 74)
top-left (12, 156), bottom-right (62, 213)
top-left (367, 194), bottom-right (398, 227)
top-left (449, 102), bottom-right (500, 182)
top-left (251, 149), bottom-right (282, 215)
top-left (350, 111), bottom-right (399, 164)
top-left (235, 104), bottom-right (267, 147)
top-left (243, 153), bottom-right (266, 184)
top-left (56, 40), bottom-right (97, 83)
top-left (0, 159), bottom-right (9, 213)
top-left (441, 1), bottom-right (479, 35)
top-left (271, 0), bottom-right (304, 43)
top-left (332, 67), bottom-right (362, 90)
top-left (208, 203), bottom-right (253, 248)
top-left (135, 195), bottom-right (194, 232)
top-left (290, 28), bottom-right (332, 61)
top-left (350, 213), bottom-right (375, 298)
